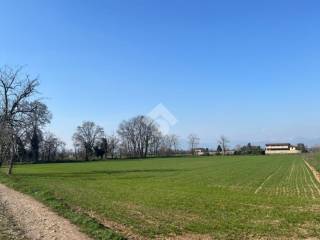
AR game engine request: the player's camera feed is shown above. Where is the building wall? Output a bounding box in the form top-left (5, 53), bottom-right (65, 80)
top-left (266, 145), bottom-right (290, 150)
top-left (265, 149), bottom-right (301, 155)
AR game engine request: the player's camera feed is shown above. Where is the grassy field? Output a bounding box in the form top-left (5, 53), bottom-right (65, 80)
top-left (1, 155), bottom-right (320, 239)
top-left (306, 152), bottom-right (320, 172)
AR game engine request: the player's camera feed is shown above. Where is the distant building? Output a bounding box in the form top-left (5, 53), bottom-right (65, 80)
top-left (265, 143), bottom-right (302, 155)
top-left (194, 148), bottom-right (209, 156)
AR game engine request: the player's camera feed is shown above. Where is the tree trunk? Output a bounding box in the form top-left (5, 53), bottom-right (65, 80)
top-left (7, 144), bottom-right (15, 175)
top-left (7, 158), bottom-right (13, 175)
top-left (85, 149), bottom-right (89, 161)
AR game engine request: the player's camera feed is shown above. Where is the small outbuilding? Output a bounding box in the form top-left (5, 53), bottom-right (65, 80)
top-left (194, 148), bottom-right (209, 156)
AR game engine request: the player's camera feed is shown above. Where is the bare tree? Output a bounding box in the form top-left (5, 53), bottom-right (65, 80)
top-left (188, 134), bottom-right (200, 155)
top-left (160, 134), bottom-right (180, 156)
top-left (0, 125), bottom-right (11, 167)
top-left (149, 131), bottom-right (163, 156)
top-left (108, 134), bottom-right (119, 159)
top-left (218, 135), bottom-right (230, 155)
top-left (41, 132), bottom-right (65, 162)
top-left (72, 121), bottom-right (104, 161)
top-left (0, 66), bottom-right (40, 174)
top-left (117, 115), bottom-right (160, 158)
top-left (170, 134), bottom-right (180, 153)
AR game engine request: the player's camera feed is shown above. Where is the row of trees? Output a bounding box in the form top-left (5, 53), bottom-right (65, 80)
top-left (5, 66), bottom-right (302, 173)
top-left (188, 134), bottom-right (230, 155)
top-left (72, 117), bottom-right (181, 160)
top-left (234, 143), bottom-right (264, 155)
top-left (72, 119), bottom-right (235, 160)
top-left (0, 65), bottom-right (233, 174)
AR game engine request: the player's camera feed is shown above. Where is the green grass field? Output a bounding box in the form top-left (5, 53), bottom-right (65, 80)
top-left (1, 155), bottom-right (320, 239)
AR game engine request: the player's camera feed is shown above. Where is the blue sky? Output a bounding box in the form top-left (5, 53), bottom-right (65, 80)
top-left (1, 0), bottom-right (320, 148)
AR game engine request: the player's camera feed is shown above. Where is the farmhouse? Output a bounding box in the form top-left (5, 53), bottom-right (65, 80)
top-left (194, 148), bottom-right (209, 156)
top-left (265, 143), bottom-right (302, 155)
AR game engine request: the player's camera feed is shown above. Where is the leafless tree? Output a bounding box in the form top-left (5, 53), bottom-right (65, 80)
top-left (170, 134), bottom-right (180, 153)
top-left (160, 134), bottom-right (180, 156)
top-left (117, 115), bottom-right (160, 158)
top-left (149, 131), bottom-right (163, 156)
top-left (0, 66), bottom-right (40, 174)
top-left (218, 135), bottom-right (230, 155)
top-left (108, 134), bottom-right (119, 159)
top-left (41, 132), bottom-right (65, 162)
top-left (0, 125), bottom-right (11, 167)
top-left (188, 134), bottom-right (200, 155)
top-left (72, 121), bottom-right (104, 161)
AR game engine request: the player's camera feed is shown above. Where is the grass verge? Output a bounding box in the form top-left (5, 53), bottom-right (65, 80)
top-left (0, 176), bottom-right (125, 240)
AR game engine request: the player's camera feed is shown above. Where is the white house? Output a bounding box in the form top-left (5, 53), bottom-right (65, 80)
top-left (265, 143), bottom-right (301, 155)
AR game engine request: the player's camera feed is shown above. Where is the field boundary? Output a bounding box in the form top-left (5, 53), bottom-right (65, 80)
top-left (304, 160), bottom-right (320, 184)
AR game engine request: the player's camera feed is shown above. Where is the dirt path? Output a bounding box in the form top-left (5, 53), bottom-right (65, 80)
top-left (0, 183), bottom-right (91, 240)
top-left (0, 201), bottom-right (27, 240)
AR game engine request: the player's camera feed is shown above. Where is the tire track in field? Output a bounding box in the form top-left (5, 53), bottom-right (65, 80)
top-left (301, 164), bottom-right (309, 198)
top-left (294, 163), bottom-right (300, 197)
top-left (289, 160), bottom-right (296, 196)
top-left (255, 165), bottom-right (282, 194)
top-left (287, 161), bottom-right (295, 181)
top-left (302, 164), bottom-right (315, 199)
top-left (277, 160), bottom-right (296, 197)
top-left (299, 161), bottom-right (307, 198)
top-left (306, 165), bottom-right (316, 199)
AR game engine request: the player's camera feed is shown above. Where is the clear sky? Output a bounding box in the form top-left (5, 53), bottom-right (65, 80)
top-left (1, 0), bottom-right (320, 148)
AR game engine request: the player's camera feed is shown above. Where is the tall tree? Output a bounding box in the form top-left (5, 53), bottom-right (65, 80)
top-left (108, 134), bottom-right (119, 159)
top-left (72, 121), bottom-right (104, 161)
top-left (218, 135), bottom-right (230, 155)
top-left (0, 66), bottom-right (40, 174)
top-left (26, 101), bottom-right (51, 162)
top-left (94, 137), bottom-right (108, 159)
top-left (40, 132), bottom-right (65, 162)
top-left (30, 128), bottom-right (41, 162)
top-left (160, 134), bottom-right (180, 156)
top-left (216, 145), bottom-right (223, 155)
top-left (188, 134), bottom-right (200, 155)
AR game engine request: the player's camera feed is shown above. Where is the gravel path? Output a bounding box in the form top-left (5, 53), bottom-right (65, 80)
top-left (0, 202), bottom-right (26, 240)
top-left (0, 183), bottom-right (92, 240)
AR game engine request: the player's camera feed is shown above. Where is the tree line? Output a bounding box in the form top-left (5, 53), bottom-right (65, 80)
top-left (72, 117), bottom-right (181, 160)
top-left (0, 66), bottom-right (256, 175)
top-left (3, 66), bottom-right (302, 174)
top-left (0, 66), bottom-right (188, 173)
